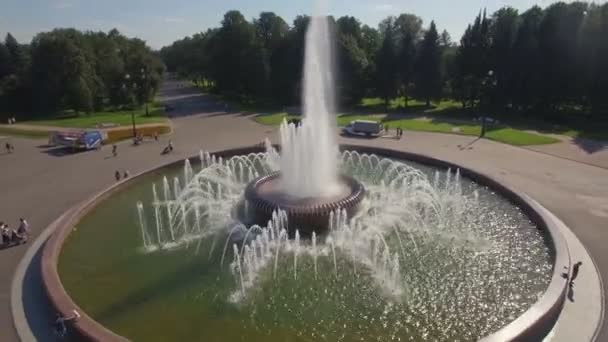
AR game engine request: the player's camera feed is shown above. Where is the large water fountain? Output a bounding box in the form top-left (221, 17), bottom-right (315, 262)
top-left (53, 4), bottom-right (558, 342)
top-left (244, 12), bottom-right (365, 234)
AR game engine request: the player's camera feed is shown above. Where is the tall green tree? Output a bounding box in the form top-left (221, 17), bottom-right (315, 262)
top-left (488, 7), bottom-right (519, 108)
top-left (415, 21), bottom-right (442, 106)
top-left (375, 17), bottom-right (399, 109)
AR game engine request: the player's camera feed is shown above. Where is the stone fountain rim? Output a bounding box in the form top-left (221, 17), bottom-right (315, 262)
top-left (39, 144), bottom-right (569, 342)
top-left (244, 171), bottom-right (365, 214)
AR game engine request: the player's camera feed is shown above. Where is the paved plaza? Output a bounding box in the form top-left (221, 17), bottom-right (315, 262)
top-left (1, 80), bottom-right (607, 341)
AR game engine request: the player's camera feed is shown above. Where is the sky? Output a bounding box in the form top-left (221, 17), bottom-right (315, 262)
top-left (0, 0), bottom-right (586, 49)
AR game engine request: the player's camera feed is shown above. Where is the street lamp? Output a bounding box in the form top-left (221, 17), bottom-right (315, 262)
top-left (480, 70), bottom-right (495, 138)
top-left (141, 68), bottom-right (149, 117)
top-left (124, 73), bottom-right (137, 139)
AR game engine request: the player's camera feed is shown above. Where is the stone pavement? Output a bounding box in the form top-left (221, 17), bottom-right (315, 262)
top-left (2, 79), bottom-right (607, 341)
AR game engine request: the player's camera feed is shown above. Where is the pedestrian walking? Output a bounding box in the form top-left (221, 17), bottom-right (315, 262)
top-left (112, 144), bottom-right (117, 157)
top-left (123, 170), bottom-right (130, 178)
top-left (570, 261), bottom-right (583, 286)
top-left (115, 170), bottom-right (121, 181)
top-left (154, 132), bottom-right (159, 141)
top-left (5, 141), bottom-right (13, 153)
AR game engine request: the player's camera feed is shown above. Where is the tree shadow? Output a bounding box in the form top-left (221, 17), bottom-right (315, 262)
top-left (94, 259), bottom-right (214, 322)
top-left (571, 137), bottom-right (608, 154)
top-left (22, 240), bottom-right (66, 342)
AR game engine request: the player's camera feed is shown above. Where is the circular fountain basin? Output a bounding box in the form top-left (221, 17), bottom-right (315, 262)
top-left (42, 145), bottom-right (567, 342)
top-left (245, 172), bottom-right (365, 235)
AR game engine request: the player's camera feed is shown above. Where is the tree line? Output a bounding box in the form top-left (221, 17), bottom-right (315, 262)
top-left (0, 29), bottom-right (163, 118)
top-left (161, 2), bottom-right (608, 117)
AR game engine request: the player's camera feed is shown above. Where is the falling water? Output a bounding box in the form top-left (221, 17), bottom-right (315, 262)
top-left (312, 231), bottom-right (318, 279)
top-left (277, 6), bottom-right (339, 198)
top-left (136, 201), bottom-right (150, 248)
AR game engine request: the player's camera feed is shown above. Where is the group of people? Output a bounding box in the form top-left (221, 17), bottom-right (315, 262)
top-left (6, 117), bottom-right (16, 125)
top-left (384, 125), bottom-right (404, 139)
top-left (0, 218), bottom-right (29, 246)
top-left (115, 169), bottom-right (130, 181)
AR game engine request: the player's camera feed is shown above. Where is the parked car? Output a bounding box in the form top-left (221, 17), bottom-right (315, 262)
top-left (343, 120), bottom-right (382, 137)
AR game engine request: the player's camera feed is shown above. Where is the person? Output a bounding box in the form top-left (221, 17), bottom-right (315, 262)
top-left (115, 170), bottom-right (121, 181)
top-left (10, 228), bottom-right (20, 244)
top-left (5, 141), bottom-right (12, 153)
top-left (385, 124), bottom-right (389, 134)
top-left (168, 140), bottom-right (173, 152)
top-left (1, 223), bottom-right (10, 245)
top-left (112, 144), bottom-right (117, 157)
top-left (54, 310), bottom-right (81, 338)
top-left (154, 132), bottom-right (159, 141)
top-left (16, 218), bottom-right (29, 243)
top-left (123, 170), bottom-right (130, 178)
top-left (570, 261), bottom-right (583, 286)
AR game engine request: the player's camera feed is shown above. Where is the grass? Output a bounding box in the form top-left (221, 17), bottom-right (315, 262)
top-left (484, 128), bottom-right (561, 146)
top-left (253, 111), bottom-right (559, 146)
top-left (359, 97), bottom-right (461, 113)
top-left (23, 103), bottom-right (167, 129)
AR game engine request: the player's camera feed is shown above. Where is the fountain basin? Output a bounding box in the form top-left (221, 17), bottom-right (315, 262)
top-left (244, 172), bottom-right (365, 235)
top-left (42, 145), bottom-right (569, 342)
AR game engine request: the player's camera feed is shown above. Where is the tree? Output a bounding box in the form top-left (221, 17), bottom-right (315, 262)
top-left (439, 30), bottom-right (452, 48)
top-left (488, 7), bottom-right (519, 108)
top-left (453, 10), bottom-right (491, 108)
top-left (511, 6), bottom-right (543, 110)
top-left (68, 76), bottom-right (93, 113)
top-left (538, 2), bottom-right (588, 109)
top-left (255, 12), bottom-right (289, 52)
top-left (397, 30), bottom-right (416, 106)
top-left (209, 11), bottom-right (264, 98)
top-left (375, 17), bottom-right (399, 109)
top-left (415, 21), bottom-right (442, 106)
top-left (4, 33), bottom-right (28, 75)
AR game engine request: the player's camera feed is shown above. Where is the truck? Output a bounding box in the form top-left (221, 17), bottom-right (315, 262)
top-left (343, 120), bottom-right (382, 136)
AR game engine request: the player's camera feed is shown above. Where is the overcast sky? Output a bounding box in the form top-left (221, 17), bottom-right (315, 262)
top-left (0, 0), bottom-right (592, 49)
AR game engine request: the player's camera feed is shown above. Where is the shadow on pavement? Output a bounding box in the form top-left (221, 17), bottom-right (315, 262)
top-left (571, 137), bottom-right (608, 154)
top-left (21, 241), bottom-right (67, 341)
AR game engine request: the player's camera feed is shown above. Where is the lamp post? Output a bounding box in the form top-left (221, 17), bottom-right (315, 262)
top-left (124, 73), bottom-right (137, 138)
top-left (480, 70), bottom-right (495, 138)
top-left (141, 68), bottom-right (149, 117)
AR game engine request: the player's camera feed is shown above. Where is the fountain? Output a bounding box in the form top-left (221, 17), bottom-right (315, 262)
top-left (245, 12), bottom-right (365, 234)
top-left (52, 1), bottom-right (558, 340)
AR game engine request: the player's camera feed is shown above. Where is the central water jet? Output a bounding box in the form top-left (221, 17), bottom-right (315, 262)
top-left (245, 11), bottom-right (365, 233)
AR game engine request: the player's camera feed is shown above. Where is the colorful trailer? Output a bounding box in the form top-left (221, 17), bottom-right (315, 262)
top-left (49, 130), bottom-right (104, 150)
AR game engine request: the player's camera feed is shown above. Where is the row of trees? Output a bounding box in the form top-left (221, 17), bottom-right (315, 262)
top-left (0, 29), bottom-right (163, 117)
top-left (162, 2), bottom-right (608, 115)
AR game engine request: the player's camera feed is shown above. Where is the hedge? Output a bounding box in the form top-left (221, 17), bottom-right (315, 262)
top-left (105, 124), bottom-right (171, 144)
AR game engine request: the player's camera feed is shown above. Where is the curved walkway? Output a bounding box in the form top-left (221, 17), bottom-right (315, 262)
top-left (1, 79), bottom-right (607, 341)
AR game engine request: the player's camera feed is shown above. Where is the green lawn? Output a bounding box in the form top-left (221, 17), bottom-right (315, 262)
top-left (359, 97), bottom-right (461, 112)
top-left (24, 104), bottom-right (167, 129)
top-left (484, 128), bottom-right (560, 145)
top-left (253, 112), bottom-right (559, 146)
